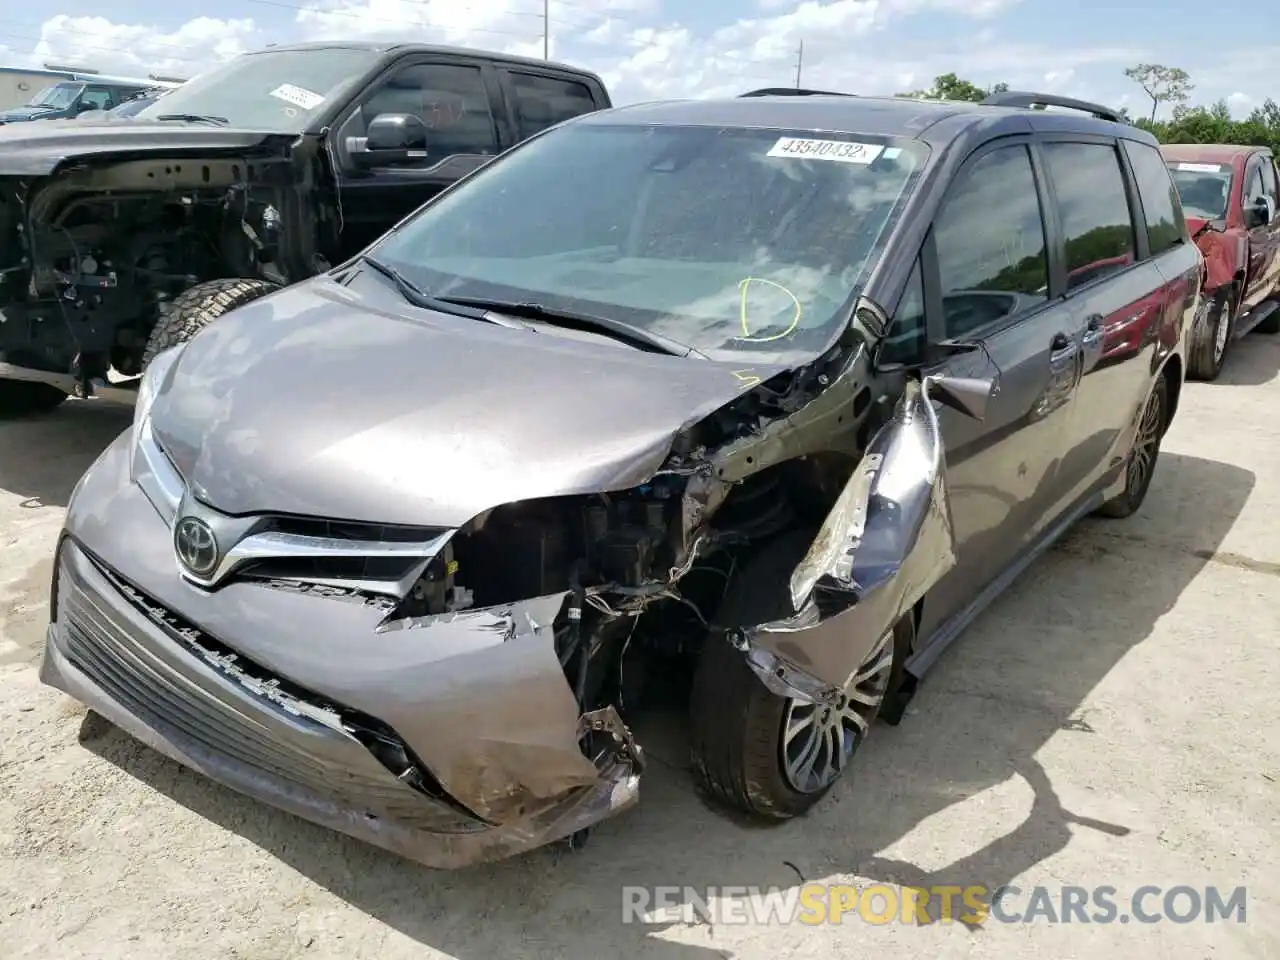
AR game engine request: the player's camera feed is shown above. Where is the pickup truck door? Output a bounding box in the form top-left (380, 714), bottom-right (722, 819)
top-left (330, 56), bottom-right (515, 258)
top-left (1240, 154), bottom-right (1280, 310)
top-left (1256, 154), bottom-right (1280, 300)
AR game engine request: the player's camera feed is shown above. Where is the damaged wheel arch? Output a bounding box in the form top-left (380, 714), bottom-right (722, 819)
top-left (723, 372), bottom-right (997, 702)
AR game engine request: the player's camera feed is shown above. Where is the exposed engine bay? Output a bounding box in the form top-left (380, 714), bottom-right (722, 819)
top-left (206, 336), bottom-right (979, 848)
top-left (0, 146), bottom-right (326, 388)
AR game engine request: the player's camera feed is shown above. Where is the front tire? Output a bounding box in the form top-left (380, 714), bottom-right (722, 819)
top-left (1187, 287), bottom-right (1235, 381)
top-left (142, 277), bottom-right (280, 368)
top-left (1097, 373), bottom-right (1167, 519)
top-left (0, 379), bottom-right (68, 419)
top-left (689, 531), bottom-right (912, 819)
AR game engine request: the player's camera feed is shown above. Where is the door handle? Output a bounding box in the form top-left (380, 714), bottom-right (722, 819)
top-left (1081, 313), bottom-right (1105, 346)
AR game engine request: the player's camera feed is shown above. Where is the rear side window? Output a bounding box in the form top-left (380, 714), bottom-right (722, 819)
top-left (933, 144), bottom-right (1049, 338)
top-left (1042, 142), bottom-right (1136, 291)
top-left (1122, 140), bottom-right (1186, 256)
top-left (507, 72), bottom-right (597, 139)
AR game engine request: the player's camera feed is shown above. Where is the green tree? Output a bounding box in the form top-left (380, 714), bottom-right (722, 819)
top-left (1138, 94), bottom-right (1280, 154)
top-left (1124, 64), bottom-right (1194, 122)
top-left (897, 73), bottom-right (1009, 103)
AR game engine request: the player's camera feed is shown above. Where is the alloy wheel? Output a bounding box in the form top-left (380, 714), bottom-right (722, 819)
top-left (1212, 295), bottom-right (1232, 364)
top-left (1126, 383), bottom-right (1164, 497)
top-left (779, 627), bottom-right (895, 794)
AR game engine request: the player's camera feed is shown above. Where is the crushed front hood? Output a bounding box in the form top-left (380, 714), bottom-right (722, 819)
top-left (151, 275), bottom-right (786, 528)
top-left (0, 118), bottom-right (294, 176)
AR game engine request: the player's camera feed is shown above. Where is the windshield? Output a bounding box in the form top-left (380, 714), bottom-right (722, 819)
top-left (1168, 161), bottom-right (1233, 219)
top-left (370, 123), bottom-right (928, 362)
top-left (133, 47), bottom-right (381, 131)
top-left (26, 82), bottom-right (82, 109)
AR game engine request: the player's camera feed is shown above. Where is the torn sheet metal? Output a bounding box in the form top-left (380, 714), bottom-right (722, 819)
top-left (737, 376), bottom-right (960, 698)
top-left (375, 593), bottom-right (629, 824)
top-left (709, 343), bottom-right (868, 485)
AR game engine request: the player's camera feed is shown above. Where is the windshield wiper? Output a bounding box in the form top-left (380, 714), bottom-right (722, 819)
top-left (356, 255), bottom-right (529, 326)
top-left (154, 113), bottom-right (230, 126)
top-left (432, 295), bottom-right (707, 358)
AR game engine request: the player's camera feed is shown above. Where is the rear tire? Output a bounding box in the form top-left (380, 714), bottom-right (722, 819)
top-left (1097, 373), bottom-right (1167, 519)
top-left (0, 379), bottom-right (68, 419)
top-left (142, 277), bottom-right (280, 368)
top-left (1187, 287), bottom-right (1235, 381)
top-left (689, 531), bottom-right (913, 819)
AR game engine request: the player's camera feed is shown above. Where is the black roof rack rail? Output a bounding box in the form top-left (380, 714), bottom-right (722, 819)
top-left (981, 90), bottom-right (1123, 123)
top-left (738, 87), bottom-right (853, 98)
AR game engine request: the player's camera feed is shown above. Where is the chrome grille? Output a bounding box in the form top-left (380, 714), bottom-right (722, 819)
top-left (60, 565), bottom-right (483, 834)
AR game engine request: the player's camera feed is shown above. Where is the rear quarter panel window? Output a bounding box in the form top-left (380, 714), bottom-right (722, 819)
top-left (1122, 140), bottom-right (1187, 255)
top-left (1042, 141), bottom-right (1136, 290)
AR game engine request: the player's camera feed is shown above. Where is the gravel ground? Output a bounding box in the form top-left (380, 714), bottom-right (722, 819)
top-left (2, 341), bottom-right (1279, 959)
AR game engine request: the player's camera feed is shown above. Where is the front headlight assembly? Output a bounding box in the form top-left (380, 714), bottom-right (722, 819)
top-left (129, 345), bottom-right (187, 523)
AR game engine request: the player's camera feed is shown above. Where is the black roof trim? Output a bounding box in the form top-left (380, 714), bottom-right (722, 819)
top-left (247, 40), bottom-right (602, 79)
top-left (982, 90), bottom-right (1122, 123)
top-left (738, 87), bottom-right (853, 98)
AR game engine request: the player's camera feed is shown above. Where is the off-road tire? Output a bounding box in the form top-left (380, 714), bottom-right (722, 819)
top-left (689, 530), bottom-right (914, 820)
top-left (1187, 286), bottom-right (1236, 381)
top-left (142, 278), bottom-right (280, 368)
top-left (1097, 372), bottom-right (1168, 519)
top-left (0, 379), bottom-right (68, 419)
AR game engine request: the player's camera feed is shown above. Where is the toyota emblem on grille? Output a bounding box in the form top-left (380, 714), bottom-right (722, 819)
top-left (174, 516), bottom-right (219, 578)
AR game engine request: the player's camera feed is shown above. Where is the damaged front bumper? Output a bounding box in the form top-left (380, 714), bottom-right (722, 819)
top-left (39, 435), bottom-right (643, 869)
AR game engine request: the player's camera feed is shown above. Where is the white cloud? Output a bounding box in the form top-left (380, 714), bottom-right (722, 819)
top-left (14, 14), bottom-right (258, 80)
top-left (1042, 68), bottom-right (1074, 90)
top-left (1, 1), bottom-right (1275, 114)
top-left (1226, 91), bottom-right (1254, 119)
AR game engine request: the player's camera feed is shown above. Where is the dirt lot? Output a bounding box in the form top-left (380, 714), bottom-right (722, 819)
top-left (2, 343), bottom-right (1279, 960)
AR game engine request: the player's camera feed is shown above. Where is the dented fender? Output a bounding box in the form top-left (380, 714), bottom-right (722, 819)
top-left (733, 375), bottom-right (987, 702)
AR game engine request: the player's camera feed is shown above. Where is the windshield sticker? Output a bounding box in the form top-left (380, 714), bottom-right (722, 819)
top-left (269, 83), bottom-right (326, 111)
top-left (767, 137), bottom-right (884, 164)
top-left (735, 277), bottom-right (802, 343)
top-left (1174, 162), bottom-right (1228, 173)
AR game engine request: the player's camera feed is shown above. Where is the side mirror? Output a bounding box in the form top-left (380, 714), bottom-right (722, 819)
top-left (923, 373), bottom-right (998, 422)
top-left (367, 112), bottom-right (427, 151)
top-left (1246, 196), bottom-right (1274, 228)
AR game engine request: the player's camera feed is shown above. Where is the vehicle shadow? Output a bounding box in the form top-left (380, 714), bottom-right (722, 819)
top-left (0, 401), bottom-right (131, 509)
top-left (1217, 330), bottom-right (1280, 386)
top-left (80, 451), bottom-right (1252, 956)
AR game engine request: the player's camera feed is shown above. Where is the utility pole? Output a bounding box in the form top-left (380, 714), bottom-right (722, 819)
top-left (794, 40), bottom-right (803, 87)
top-left (543, 0), bottom-right (550, 59)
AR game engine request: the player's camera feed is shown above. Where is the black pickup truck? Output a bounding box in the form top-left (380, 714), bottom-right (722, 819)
top-left (0, 41), bottom-right (611, 414)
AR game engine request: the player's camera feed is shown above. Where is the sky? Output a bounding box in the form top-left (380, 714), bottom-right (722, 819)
top-left (0, 0), bottom-right (1275, 119)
